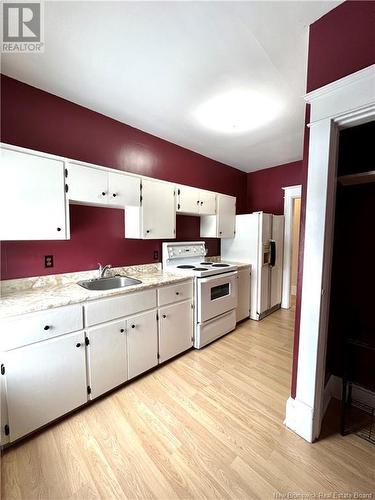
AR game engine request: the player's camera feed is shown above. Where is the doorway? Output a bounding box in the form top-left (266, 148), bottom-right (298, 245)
top-left (290, 198), bottom-right (301, 306)
top-left (281, 185), bottom-right (302, 310)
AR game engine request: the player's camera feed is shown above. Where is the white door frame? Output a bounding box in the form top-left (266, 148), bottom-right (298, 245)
top-left (281, 185), bottom-right (302, 309)
top-left (285, 65), bottom-right (375, 442)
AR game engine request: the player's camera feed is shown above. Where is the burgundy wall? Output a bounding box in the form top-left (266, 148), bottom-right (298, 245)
top-left (291, 0), bottom-right (375, 397)
top-left (307, 1), bottom-right (375, 92)
top-left (246, 161), bottom-right (303, 214)
top-left (0, 75), bottom-right (247, 280)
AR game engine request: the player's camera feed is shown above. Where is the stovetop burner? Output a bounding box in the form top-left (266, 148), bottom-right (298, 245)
top-left (212, 263), bottom-right (230, 267)
top-left (201, 262), bottom-right (213, 265)
top-left (193, 267), bottom-right (208, 271)
top-left (177, 265), bottom-right (195, 269)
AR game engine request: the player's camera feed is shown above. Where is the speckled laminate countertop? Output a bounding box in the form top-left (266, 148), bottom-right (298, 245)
top-left (0, 259), bottom-right (251, 319)
top-left (0, 264), bottom-right (191, 319)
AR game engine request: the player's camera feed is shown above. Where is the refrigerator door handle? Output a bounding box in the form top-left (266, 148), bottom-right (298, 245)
top-left (269, 240), bottom-right (276, 267)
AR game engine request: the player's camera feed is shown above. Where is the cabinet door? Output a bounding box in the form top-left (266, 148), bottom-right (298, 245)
top-left (127, 310), bottom-right (158, 379)
top-left (4, 332), bottom-right (87, 442)
top-left (176, 185), bottom-right (200, 214)
top-left (141, 179), bottom-right (176, 239)
top-left (217, 194), bottom-right (236, 238)
top-left (199, 190), bottom-right (216, 215)
top-left (236, 268), bottom-right (251, 322)
top-left (159, 300), bottom-right (193, 363)
top-left (86, 319), bottom-right (127, 399)
top-left (108, 172), bottom-right (141, 208)
top-left (67, 162), bottom-right (108, 205)
top-left (0, 147), bottom-right (67, 240)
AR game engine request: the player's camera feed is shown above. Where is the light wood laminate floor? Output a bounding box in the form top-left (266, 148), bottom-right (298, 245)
top-left (2, 307), bottom-right (374, 499)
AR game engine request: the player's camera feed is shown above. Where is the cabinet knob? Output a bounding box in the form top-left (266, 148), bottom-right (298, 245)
top-left (57, 227), bottom-right (61, 232)
top-left (44, 325), bottom-right (50, 331)
top-left (200, 201), bottom-right (203, 206)
top-left (112, 193), bottom-right (117, 197)
top-left (162, 314), bottom-right (167, 319)
top-left (176, 292), bottom-right (180, 295)
top-left (101, 191), bottom-right (106, 196)
top-left (120, 328), bottom-right (125, 333)
top-left (146, 230), bottom-right (150, 234)
top-left (76, 343), bottom-right (81, 348)
top-left (219, 231), bottom-right (223, 235)
top-left (196, 200), bottom-right (200, 205)
top-left (131, 324), bottom-right (136, 329)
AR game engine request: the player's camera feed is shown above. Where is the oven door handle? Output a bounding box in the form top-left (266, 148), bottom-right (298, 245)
top-left (197, 271), bottom-right (238, 284)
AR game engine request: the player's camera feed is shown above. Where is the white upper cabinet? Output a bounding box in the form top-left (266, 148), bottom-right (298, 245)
top-left (125, 178), bottom-right (176, 239)
top-left (217, 194), bottom-right (236, 237)
top-left (199, 190), bottom-right (216, 215)
top-left (176, 186), bottom-right (216, 216)
top-left (200, 193), bottom-right (236, 238)
top-left (67, 162), bottom-right (140, 208)
top-left (0, 146), bottom-right (68, 241)
top-left (67, 163), bottom-right (108, 205)
top-left (108, 171), bottom-right (140, 208)
top-left (176, 185), bottom-right (200, 214)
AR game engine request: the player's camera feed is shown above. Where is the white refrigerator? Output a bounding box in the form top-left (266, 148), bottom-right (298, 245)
top-left (221, 212), bottom-right (284, 320)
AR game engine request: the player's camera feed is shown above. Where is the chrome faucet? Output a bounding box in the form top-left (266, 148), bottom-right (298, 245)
top-left (98, 263), bottom-right (111, 278)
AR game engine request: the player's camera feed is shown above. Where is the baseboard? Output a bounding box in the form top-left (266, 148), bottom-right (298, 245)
top-left (284, 397), bottom-right (314, 443)
top-left (328, 375), bottom-right (375, 407)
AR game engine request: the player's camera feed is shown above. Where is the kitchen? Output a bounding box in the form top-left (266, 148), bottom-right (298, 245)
top-left (0, 1), bottom-right (374, 499)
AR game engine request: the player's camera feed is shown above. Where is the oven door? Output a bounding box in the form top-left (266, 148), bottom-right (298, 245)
top-left (196, 271), bottom-right (238, 323)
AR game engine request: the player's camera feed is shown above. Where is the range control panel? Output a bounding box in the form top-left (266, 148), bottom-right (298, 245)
top-left (162, 241), bottom-right (206, 266)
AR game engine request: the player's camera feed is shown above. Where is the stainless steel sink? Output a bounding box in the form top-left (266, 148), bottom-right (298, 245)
top-left (78, 276), bottom-right (142, 291)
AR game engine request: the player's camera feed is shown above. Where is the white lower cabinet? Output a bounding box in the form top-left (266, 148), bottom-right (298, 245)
top-left (127, 310), bottom-right (158, 379)
top-left (86, 319), bottom-right (127, 400)
top-left (3, 331), bottom-right (87, 443)
top-left (0, 281), bottom-right (194, 444)
top-left (159, 300), bottom-right (193, 363)
top-left (236, 267), bottom-right (251, 322)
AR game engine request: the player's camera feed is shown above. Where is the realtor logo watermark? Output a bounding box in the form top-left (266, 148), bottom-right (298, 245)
top-left (2, 1), bottom-right (44, 52)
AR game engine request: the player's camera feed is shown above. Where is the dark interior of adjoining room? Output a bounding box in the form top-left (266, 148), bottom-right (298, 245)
top-left (327, 120), bottom-right (375, 442)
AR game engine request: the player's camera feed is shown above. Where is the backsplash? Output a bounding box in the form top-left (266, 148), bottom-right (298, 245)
top-left (0, 206), bottom-right (220, 280)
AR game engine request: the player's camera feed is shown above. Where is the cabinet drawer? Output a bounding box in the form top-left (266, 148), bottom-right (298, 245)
top-left (85, 289), bottom-right (157, 326)
top-left (0, 305), bottom-right (83, 351)
top-left (157, 281), bottom-right (193, 306)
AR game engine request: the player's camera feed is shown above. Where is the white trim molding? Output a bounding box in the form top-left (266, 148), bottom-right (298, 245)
top-left (281, 185), bottom-right (302, 309)
top-left (286, 64), bottom-right (375, 442)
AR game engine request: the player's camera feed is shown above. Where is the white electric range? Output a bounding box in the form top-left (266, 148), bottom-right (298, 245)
top-left (162, 241), bottom-right (238, 348)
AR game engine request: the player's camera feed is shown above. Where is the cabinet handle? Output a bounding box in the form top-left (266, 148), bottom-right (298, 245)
top-left (112, 193), bottom-right (117, 197)
top-left (131, 324), bottom-right (136, 329)
top-left (162, 314), bottom-right (167, 319)
top-left (44, 325), bottom-right (50, 331)
top-left (176, 292), bottom-right (180, 295)
top-left (120, 328), bottom-right (125, 333)
top-left (57, 227), bottom-right (61, 232)
top-left (76, 343), bottom-right (81, 348)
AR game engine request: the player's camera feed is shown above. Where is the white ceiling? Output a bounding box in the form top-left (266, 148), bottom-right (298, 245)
top-left (2, 1), bottom-right (341, 172)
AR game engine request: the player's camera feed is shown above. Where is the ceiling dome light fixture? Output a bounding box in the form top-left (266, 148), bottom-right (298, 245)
top-left (194, 89), bottom-right (282, 134)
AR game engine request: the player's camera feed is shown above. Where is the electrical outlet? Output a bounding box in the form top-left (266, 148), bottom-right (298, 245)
top-left (153, 250), bottom-right (159, 260)
top-left (44, 255), bottom-right (54, 268)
